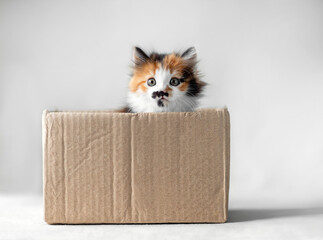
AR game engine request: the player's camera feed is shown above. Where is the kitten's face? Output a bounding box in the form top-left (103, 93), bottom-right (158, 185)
top-left (127, 47), bottom-right (206, 113)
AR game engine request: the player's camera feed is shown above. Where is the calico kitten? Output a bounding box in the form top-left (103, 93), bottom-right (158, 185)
top-left (124, 47), bottom-right (206, 113)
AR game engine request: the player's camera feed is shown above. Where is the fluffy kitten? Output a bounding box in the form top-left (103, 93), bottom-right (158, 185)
top-left (124, 47), bottom-right (206, 113)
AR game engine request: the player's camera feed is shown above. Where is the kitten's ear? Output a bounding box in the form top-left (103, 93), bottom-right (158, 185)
top-left (181, 47), bottom-right (197, 61)
top-left (133, 46), bottom-right (149, 65)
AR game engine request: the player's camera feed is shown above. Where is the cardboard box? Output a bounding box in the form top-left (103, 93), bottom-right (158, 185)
top-left (42, 108), bottom-right (230, 224)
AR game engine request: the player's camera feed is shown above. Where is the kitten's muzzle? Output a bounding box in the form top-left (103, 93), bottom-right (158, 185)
top-left (152, 91), bottom-right (169, 99)
top-left (152, 91), bottom-right (169, 107)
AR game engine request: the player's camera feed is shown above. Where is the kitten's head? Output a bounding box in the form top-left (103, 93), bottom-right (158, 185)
top-left (127, 47), bottom-right (206, 113)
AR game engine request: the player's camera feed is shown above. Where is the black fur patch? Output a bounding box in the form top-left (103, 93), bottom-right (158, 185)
top-left (150, 53), bottom-right (166, 63)
top-left (186, 78), bottom-right (204, 96)
top-left (157, 99), bottom-right (164, 107)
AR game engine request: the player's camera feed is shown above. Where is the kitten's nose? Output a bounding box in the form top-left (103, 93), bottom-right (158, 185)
top-left (152, 91), bottom-right (169, 99)
top-left (161, 91), bottom-right (168, 97)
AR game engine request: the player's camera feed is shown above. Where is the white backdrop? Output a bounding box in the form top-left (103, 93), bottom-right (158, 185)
top-left (1, 0), bottom-right (323, 208)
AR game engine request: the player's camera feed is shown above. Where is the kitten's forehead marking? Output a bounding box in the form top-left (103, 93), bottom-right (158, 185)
top-left (163, 54), bottom-right (186, 74)
top-left (154, 67), bottom-right (173, 90)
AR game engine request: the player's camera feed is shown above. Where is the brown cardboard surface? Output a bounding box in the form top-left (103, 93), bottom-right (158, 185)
top-left (42, 108), bottom-right (230, 224)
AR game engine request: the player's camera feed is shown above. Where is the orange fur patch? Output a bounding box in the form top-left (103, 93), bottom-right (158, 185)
top-left (140, 83), bottom-right (147, 92)
top-left (165, 86), bottom-right (173, 96)
top-left (178, 82), bottom-right (189, 92)
top-left (129, 62), bottom-right (160, 92)
top-left (163, 54), bottom-right (187, 74)
top-left (129, 77), bottom-right (146, 92)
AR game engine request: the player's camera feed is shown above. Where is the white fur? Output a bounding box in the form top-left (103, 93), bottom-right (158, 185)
top-left (127, 67), bottom-right (199, 113)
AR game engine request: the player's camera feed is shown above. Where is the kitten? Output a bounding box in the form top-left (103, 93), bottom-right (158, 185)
top-left (124, 47), bottom-right (206, 113)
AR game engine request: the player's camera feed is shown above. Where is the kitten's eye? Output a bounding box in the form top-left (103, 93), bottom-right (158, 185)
top-left (169, 78), bottom-right (180, 86)
top-left (147, 78), bottom-right (156, 87)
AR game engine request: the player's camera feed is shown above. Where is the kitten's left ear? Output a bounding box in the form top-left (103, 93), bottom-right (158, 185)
top-left (133, 46), bottom-right (149, 66)
top-left (181, 47), bottom-right (197, 61)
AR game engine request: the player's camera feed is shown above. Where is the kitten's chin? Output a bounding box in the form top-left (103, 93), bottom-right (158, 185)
top-left (157, 98), bottom-right (169, 107)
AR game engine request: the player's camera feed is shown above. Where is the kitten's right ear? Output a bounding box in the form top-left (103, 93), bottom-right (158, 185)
top-left (181, 47), bottom-right (197, 61)
top-left (133, 47), bottom-right (149, 66)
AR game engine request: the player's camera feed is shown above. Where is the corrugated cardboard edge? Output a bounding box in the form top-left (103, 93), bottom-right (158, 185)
top-left (223, 107), bottom-right (230, 223)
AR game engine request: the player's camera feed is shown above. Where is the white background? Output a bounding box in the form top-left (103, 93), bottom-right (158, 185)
top-left (1, 0), bottom-right (323, 211)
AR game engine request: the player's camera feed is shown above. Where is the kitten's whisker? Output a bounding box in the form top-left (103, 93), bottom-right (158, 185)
top-left (176, 97), bottom-right (196, 112)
